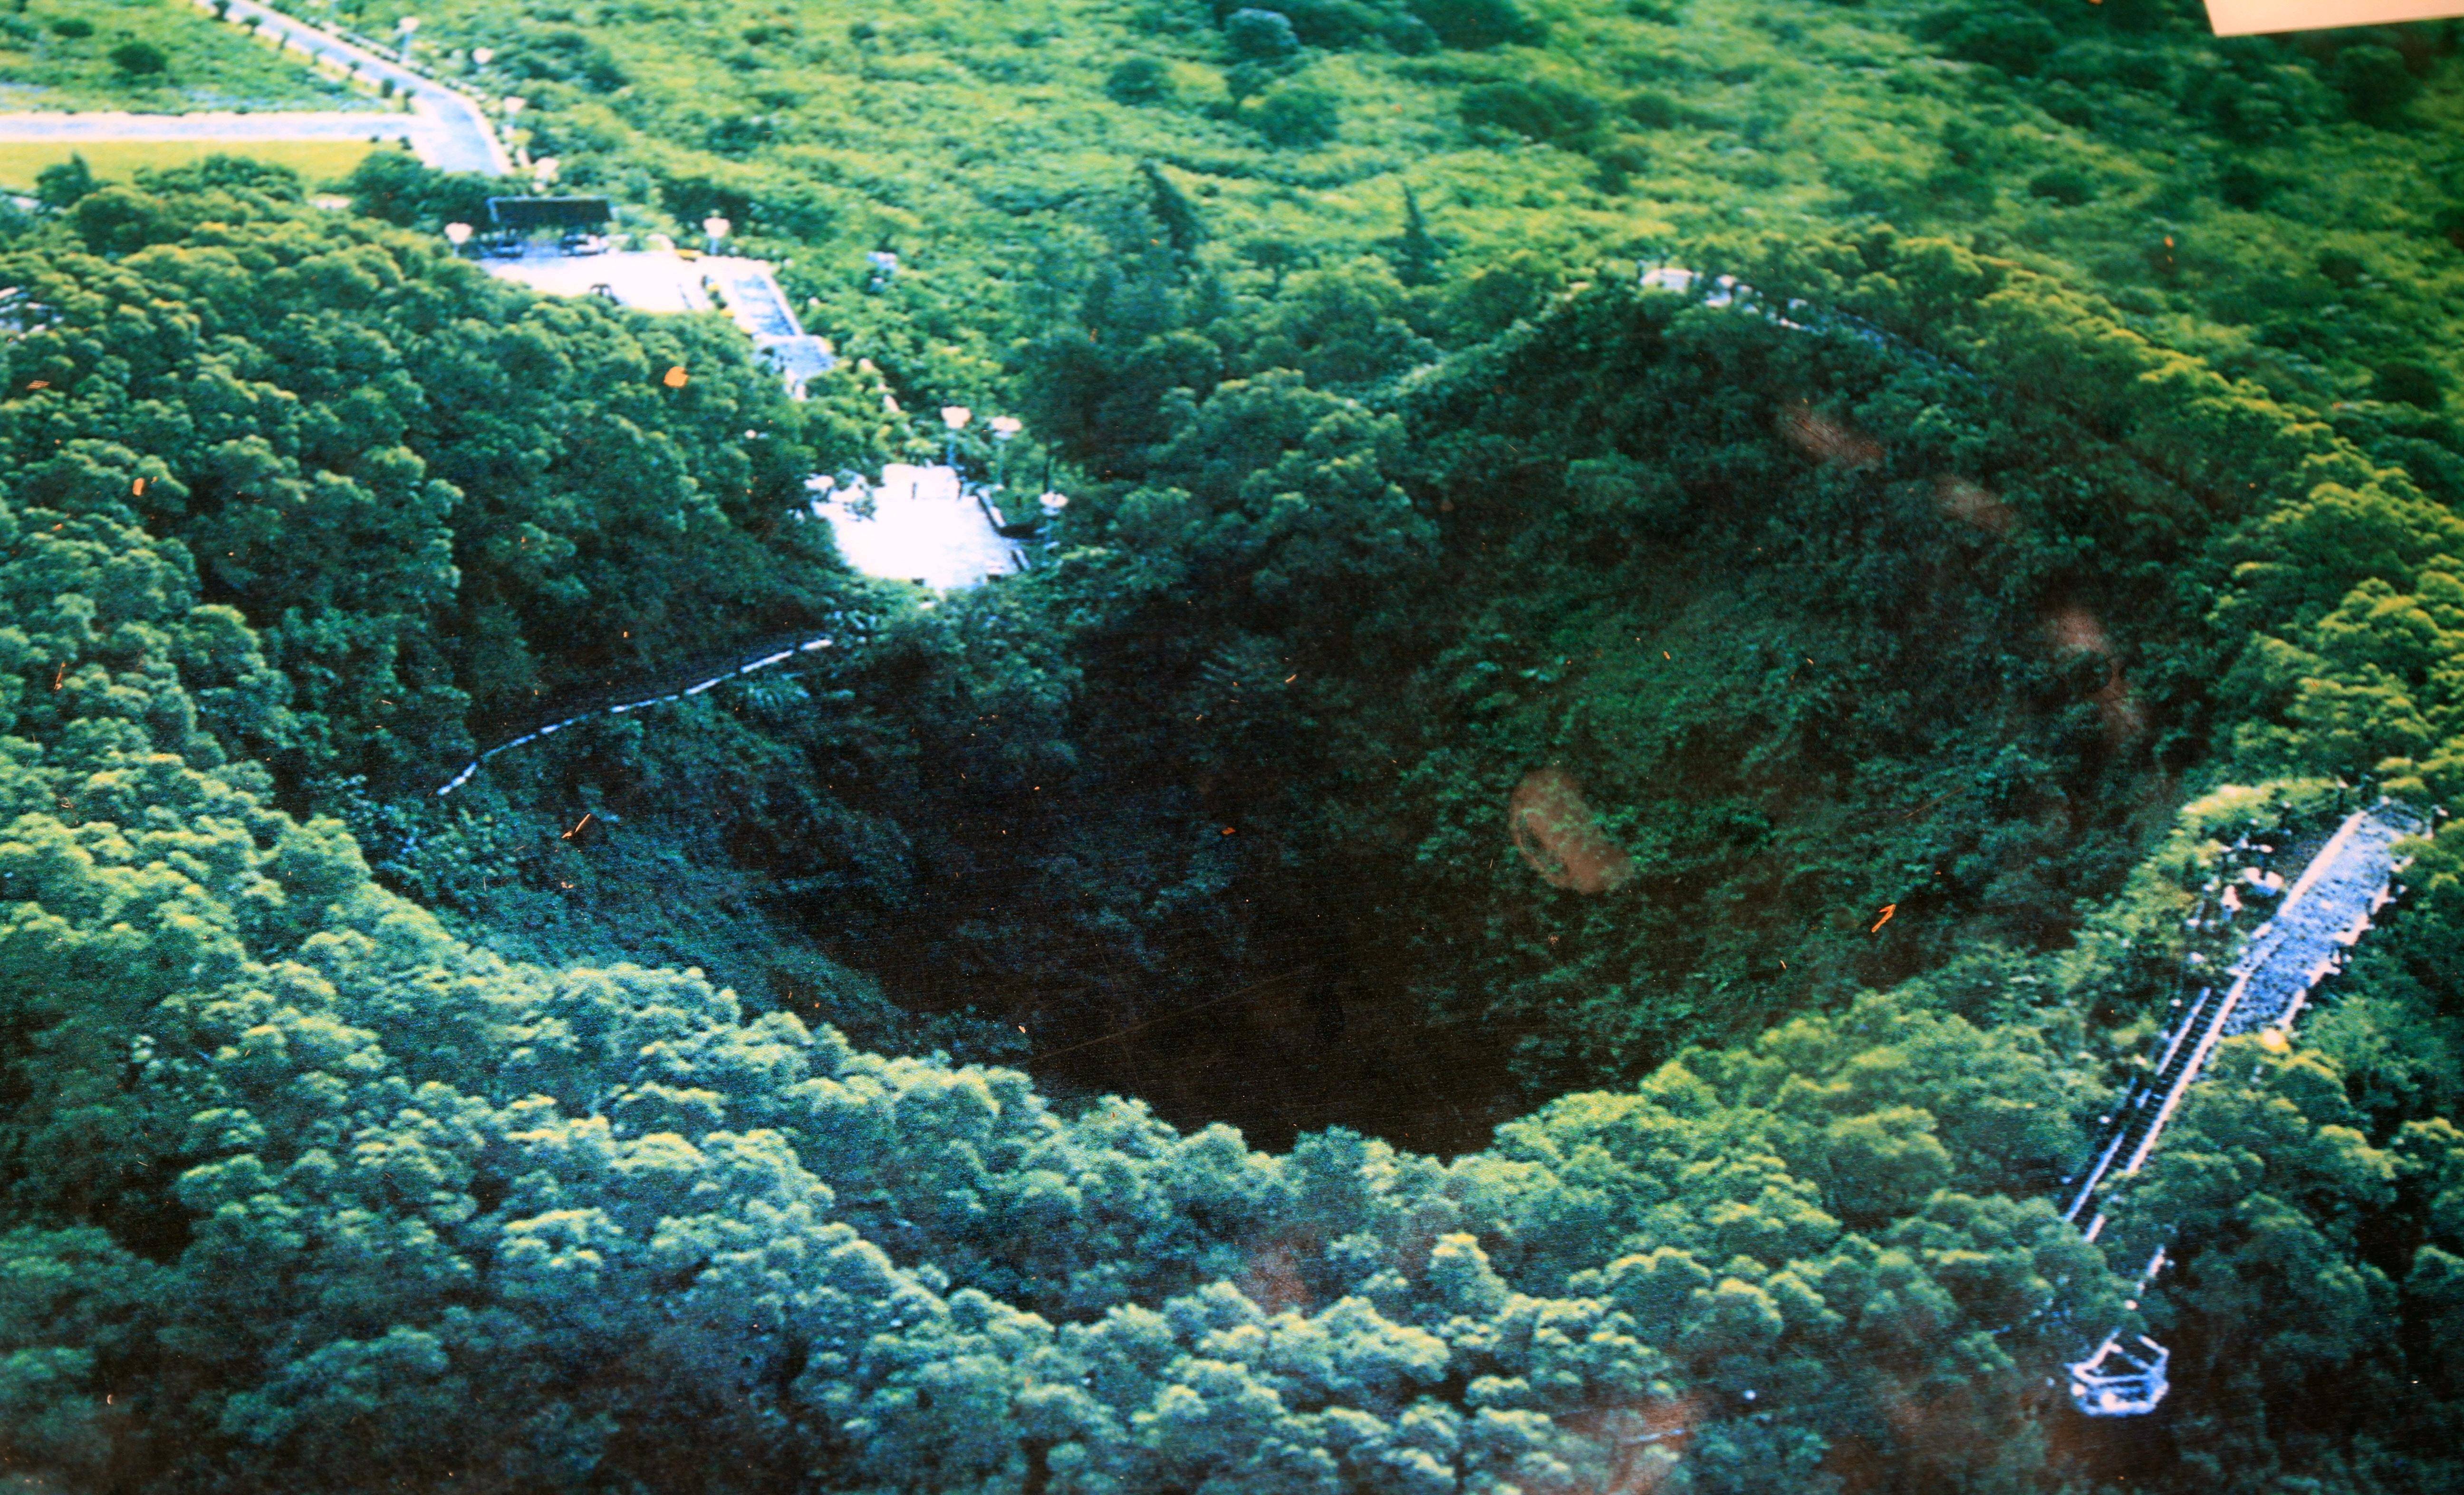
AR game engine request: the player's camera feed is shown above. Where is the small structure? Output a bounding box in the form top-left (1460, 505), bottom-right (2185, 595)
top-left (2068, 1336), bottom-right (2170, 1418)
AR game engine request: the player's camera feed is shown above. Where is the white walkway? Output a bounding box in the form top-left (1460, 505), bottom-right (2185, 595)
top-left (0, 110), bottom-right (403, 142)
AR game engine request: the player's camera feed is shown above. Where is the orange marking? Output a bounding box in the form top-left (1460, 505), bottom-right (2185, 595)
top-left (25, 380), bottom-right (46, 389)
top-left (561, 812), bottom-right (594, 840)
top-left (663, 366), bottom-right (689, 388)
top-left (1869, 903), bottom-right (1898, 934)
top-left (131, 477), bottom-right (145, 497)
top-left (51, 662), bottom-right (65, 690)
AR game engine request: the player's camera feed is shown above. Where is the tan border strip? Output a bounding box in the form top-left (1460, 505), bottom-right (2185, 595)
top-left (2207, 0), bottom-right (2464, 35)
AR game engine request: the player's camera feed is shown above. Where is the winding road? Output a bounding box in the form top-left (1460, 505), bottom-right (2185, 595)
top-left (178, 0), bottom-right (510, 175)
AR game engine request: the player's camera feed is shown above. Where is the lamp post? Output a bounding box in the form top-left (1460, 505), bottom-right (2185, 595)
top-left (939, 405), bottom-right (972, 470)
top-left (443, 221), bottom-right (473, 255)
top-left (471, 46), bottom-right (493, 67)
top-left (988, 415), bottom-right (1021, 491)
top-left (395, 14), bottom-right (417, 62)
top-left (703, 215), bottom-right (731, 257)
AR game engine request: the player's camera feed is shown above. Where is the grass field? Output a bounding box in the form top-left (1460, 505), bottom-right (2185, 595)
top-left (0, 0), bottom-right (366, 112)
top-left (0, 137), bottom-right (376, 190)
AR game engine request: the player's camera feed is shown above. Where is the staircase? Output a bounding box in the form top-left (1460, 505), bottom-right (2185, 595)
top-left (2058, 800), bottom-right (2426, 1415)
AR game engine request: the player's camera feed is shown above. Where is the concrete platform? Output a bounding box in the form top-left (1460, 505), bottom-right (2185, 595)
top-left (481, 247), bottom-right (835, 395)
top-left (810, 465), bottom-right (1024, 592)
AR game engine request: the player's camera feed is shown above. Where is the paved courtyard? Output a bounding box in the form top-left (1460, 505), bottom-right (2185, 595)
top-left (810, 466), bottom-right (1026, 592)
top-left (481, 246), bottom-right (836, 394)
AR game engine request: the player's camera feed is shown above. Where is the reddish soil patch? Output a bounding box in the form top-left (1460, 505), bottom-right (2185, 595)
top-left (2043, 604), bottom-right (2146, 740)
top-left (1235, 1240), bottom-right (1312, 1316)
top-left (1934, 475), bottom-right (2017, 536)
top-left (2044, 603), bottom-right (2110, 657)
top-left (1561, 1393), bottom-right (1701, 1493)
top-left (1778, 401), bottom-right (1883, 468)
top-left (2092, 671), bottom-right (2147, 738)
top-left (1509, 767), bottom-right (1634, 894)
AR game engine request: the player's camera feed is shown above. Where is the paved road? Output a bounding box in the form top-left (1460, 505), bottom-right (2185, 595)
top-left (181, 0), bottom-right (510, 174)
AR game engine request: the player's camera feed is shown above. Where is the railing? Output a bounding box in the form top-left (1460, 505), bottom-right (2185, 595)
top-left (434, 613), bottom-right (879, 797)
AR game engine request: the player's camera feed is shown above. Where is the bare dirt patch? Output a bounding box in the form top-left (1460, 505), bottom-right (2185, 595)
top-left (1509, 767), bottom-right (1635, 894)
top-left (1934, 475), bottom-right (2017, 536)
top-left (1778, 401), bottom-right (1883, 468)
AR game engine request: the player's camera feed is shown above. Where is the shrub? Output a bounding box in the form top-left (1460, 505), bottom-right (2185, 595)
top-left (1460, 79), bottom-right (1603, 145)
top-left (2218, 160), bottom-right (2275, 210)
top-left (1381, 11), bottom-right (1437, 52)
top-left (1593, 138), bottom-right (1650, 193)
top-left (2376, 360), bottom-right (2444, 409)
top-left (1224, 7), bottom-right (1300, 60)
top-left (110, 40), bottom-right (169, 77)
top-left (1255, 84), bottom-right (1339, 147)
top-left (1271, 0), bottom-right (1386, 48)
top-left (48, 15), bottom-right (92, 37)
top-left (1624, 88), bottom-right (1682, 129)
top-left (33, 153), bottom-right (95, 210)
top-left (1930, 8), bottom-right (2059, 77)
top-left (2028, 167), bottom-right (2093, 206)
top-left (1410, 0), bottom-right (1542, 49)
top-left (1106, 56), bottom-right (1175, 105)
top-left (2333, 43), bottom-right (2419, 126)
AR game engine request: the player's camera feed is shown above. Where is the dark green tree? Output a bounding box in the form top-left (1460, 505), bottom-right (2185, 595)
top-left (31, 154), bottom-right (94, 211)
top-left (1385, 184), bottom-right (1443, 287)
top-left (1105, 55), bottom-right (1174, 105)
top-left (1223, 6), bottom-right (1299, 61)
top-left (107, 39), bottom-right (169, 76)
top-left (1253, 83), bottom-right (1339, 147)
top-left (1139, 159), bottom-right (1207, 257)
top-left (1408, 0), bottom-right (1540, 49)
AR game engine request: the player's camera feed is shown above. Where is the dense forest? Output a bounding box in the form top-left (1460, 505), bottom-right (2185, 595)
top-left (5, 0), bottom-right (2464, 1490)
